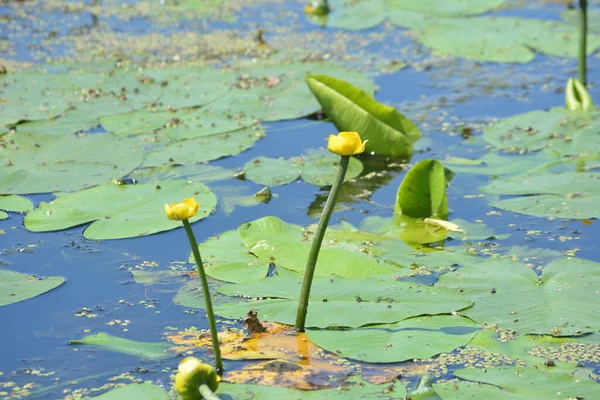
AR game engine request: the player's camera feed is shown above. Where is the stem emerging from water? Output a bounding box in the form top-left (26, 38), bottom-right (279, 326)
top-left (199, 384), bottom-right (220, 400)
top-left (295, 155), bottom-right (350, 332)
top-left (182, 219), bottom-right (224, 376)
top-left (579, 0), bottom-right (588, 86)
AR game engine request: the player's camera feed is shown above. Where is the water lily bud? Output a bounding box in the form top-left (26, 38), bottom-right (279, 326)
top-left (565, 77), bottom-right (594, 111)
top-left (327, 131), bottom-right (368, 156)
top-left (174, 357), bottom-right (219, 400)
top-left (164, 198), bottom-right (199, 221)
top-left (304, 0), bottom-right (330, 16)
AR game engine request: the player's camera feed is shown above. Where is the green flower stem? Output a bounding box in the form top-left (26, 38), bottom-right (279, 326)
top-left (199, 384), bottom-right (220, 400)
top-left (295, 155), bottom-right (350, 332)
top-left (182, 218), bottom-right (224, 376)
top-left (579, 0), bottom-right (588, 86)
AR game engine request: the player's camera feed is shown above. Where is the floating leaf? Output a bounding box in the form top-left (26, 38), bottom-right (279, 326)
top-left (141, 126), bottom-right (265, 167)
top-left (437, 258), bottom-right (600, 335)
top-left (483, 109), bottom-right (600, 154)
top-left (295, 149), bottom-right (364, 186)
top-left (216, 269), bottom-right (472, 328)
top-left (418, 17), bottom-right (600, 63)
top-left (306, 0), bottom-right (386, 31)
top-left (389, 0), bottom-right (505, 17)
top-left (25, 181), bottom-right (216, 239)
top-left (306, 74), bottom-right (420, 157)
top-left (482, 172), bottom-right (600, 219)
top-left (243, 157), bottom-right (301, 187)
top-left (191, 229), bottom-right (270, 283)
top-left (446, 218), bottom-right (510, 241)
top-left (208, 61), bottom-right (376, 122)
top-left (307, 315), bottom-right (480, 363)
top-left (444, 150), bottom-right (561, 177)
top-left (0, 269), bottom-right (65, 307)
top-left (434, 365), bottom-right (600, 399)
top-left (220, 380), bottom-right (407, 398)
top-left (0, 195), bottom-right (33, 213)
top-left (92, 383), bottom-right (169, 399)
top-left (562, 8), bottom-right (600, 33)
top-left (128, 164), bottom-right (234, 184)
top-left (68, 332), bottom-right (171, 359)
top-left (395, 160), bottom-right (449, 218)
top-left (0, 132), bottom-right (143, 194)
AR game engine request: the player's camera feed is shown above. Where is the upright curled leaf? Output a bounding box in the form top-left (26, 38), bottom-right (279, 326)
top-left (395, 159), bottom-right (449, 218)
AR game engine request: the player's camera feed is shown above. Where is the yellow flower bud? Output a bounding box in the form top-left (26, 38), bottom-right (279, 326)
top-left (164, 198), bottom-right (199, 221)
top-left (174, 357), bottom-right (220, 400)
top-left (327, 131), bottom-right (368, 156)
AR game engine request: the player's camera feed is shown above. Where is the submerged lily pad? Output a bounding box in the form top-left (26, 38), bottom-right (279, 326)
top-left (482, 172), bottom-right (600, 219)
top-left (0, 269), bottom-right (65, 307)
top-left (308, 315), bottom-right (480, 363)
top-left (295, 149), bottom-right (364, 187)
top-left (0, 132), bottom-right (143, 194)
top-left (437, 258), bottom-right (600, 335)
top-left (418, 17), bottom-right (600, 63)
top-left (141, 126), bottom-right (265, 167)
top-left (216, 269), bottom-right (472, 328)
top-left (243, 157), bottom-right (302, 187)
top-left (25, 181), bottom-right (216, 239)
top-left (434, 364), bottom-right (600, 399)
top-left (68, 332), bottom-right (171, 359)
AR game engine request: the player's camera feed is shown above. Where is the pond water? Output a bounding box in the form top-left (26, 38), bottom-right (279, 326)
top-left (1, 0), bottom-right (600, 398)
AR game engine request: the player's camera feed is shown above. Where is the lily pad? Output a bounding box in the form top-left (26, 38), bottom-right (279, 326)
top-left (418, 17), bottom-right (600, 63)
top-left (482, 172), bottom-right (600, 219)
top-left (92, 383), bottom-right (169, 399)
top-left (216, 269), bottom-right (472, 328)
top-left (0, 132), bottom-right (143, 194)
top-left (24, 181), bottom-right (216, 240)
top-left (306, 74), bottom-right (421, 157)
top-left (207, 61), bottom-right (376, 122)
top-left (68, 332), bottom-right (171, 359)
top-left (306, 0), bottom-right (386, 31)
top-left (434, 364), bottom-right (600, 399)
top-left (128, 164), bottom-right (234, 184)
top-left (444, 150), bottom-right (561, 177)
top-left (141, 126), bottom-right (265, 167)
top-left (190, 229), bottom-right (270, 283)
top-left (436, 258), bottom-right (600, 335)
top-left (0, 269), bottom-right (65, 307)
top-left (295, 149), bottom-right (364, 187)
top-left (243, 157), bottom-right (302, 187)
top-left (483, 109), bottom-right (600, 154)
top-left (389, 0), bottom-right (505, 17)
top-left (307, 315), bottom-right (480, 363)
top-left (395, 160), bottom-right (449, 218)
top-left (562, 8), bottom-right (600, 33)
top-left (220, 380), bottom-right (407, 399)
top-left (0, 195), bottom-right (33, 213)
top-left (446, 218), bottom-right (510, 241)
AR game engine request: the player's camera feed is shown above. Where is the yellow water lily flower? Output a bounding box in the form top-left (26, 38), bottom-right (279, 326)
top-left (164, 198), bottom-right (199, 221)
top-left (174, 357), bottom-right (220, 400)
top-left (327, 131), bottom-right (368, 156)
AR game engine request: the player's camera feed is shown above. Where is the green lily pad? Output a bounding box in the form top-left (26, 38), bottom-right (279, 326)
top-left (92, 383), bottom-right (169, 399)
top-left (0, 195), bottom-right (33, 213)
top-left (436, 258), bottom-right (600, 335)
top-left (0, 269), bottom-right (65, 307)
top-left (434, 364), bottom-right (600, 399)
top-left (444, 150), bottom-right (561, 177)
top-left (389, 0), bottom-right (505, 17)
top-left (24, 181), bottom-right (216, 240)
top-left (220, 380), bottom-right (407, 398)
top-left (239, 216), bottom-right (399, 278)
top-left (295, 149), bottom-right (364, 187)
top-left (306, 0), bottom-right (386, 31)
top-left (207, 61), bottom-right (376, 122)
top-left (307, 315), bottom-right (480, 363)
top-left (243, 157), bottom-right (302, 187)
top-left (141, 126), bottom-right (265, 167)
top-left (68, 332), bottom-right (171, 359)
top-left (447, 219), bottom-right (510, 241)
top-left (418, 17), bottom-right (600, 63)
top-left (0, 132), bottom-right (143, 194)
top-left (306, 75), bottom-right (421, 157)
top-left (128, 164), bottom-right (234, 184)
top-left (562, 9), bottom-right (600, 33)
top-left (190, 229), bottom-right (270, 283)
top-left (212, 185), bottom-right (264, 215)
top-left (483, 109), bottom-right (600, 154)
top-left (482, 172), bottom-right (600, 219)
top-left (395, 160), bottom-right (449, 218)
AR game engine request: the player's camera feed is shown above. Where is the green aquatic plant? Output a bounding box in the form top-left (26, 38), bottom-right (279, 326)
top-left (295, 131), bottom-right (367, 332)
top-left (164, 198), bottom-right (223, 375)
top-left (565, 77), bottom-right (594, 111)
